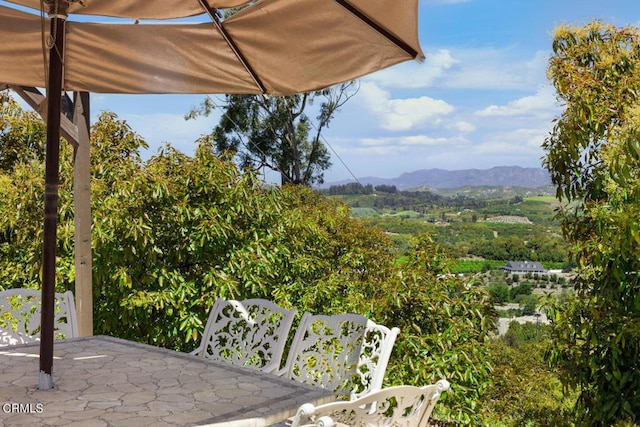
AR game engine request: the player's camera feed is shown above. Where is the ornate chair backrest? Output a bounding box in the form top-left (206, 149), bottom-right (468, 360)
top-left (0, 288), bottom-right (78, 346)
top-left (283, 312), bottom-right (398, 399)
top-left (352, 322), bottom-right (400, 400)
top-left (191, 298), bottom-right (297, 372)
top-left (291, 380), bottom-right (451, 427)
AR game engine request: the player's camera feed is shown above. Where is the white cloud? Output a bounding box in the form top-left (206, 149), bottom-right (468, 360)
top-left (449, 121), bottom-right (476, 133)
top-left (334, 134), bottom-right (470, 159)
top-left (325, 134), bottom-right (469, 163)
top-left (365, 49), bottom-right (458, 89)
top-left (352, 145), bottom-right (408, 156)
top-left (475, 85), bottom-right (559, 118)
top-left (472, 127), bottom-right (550, 160)
top-left (365, 48), bottom-right (549, 91)
top-left (357, 82), bottom-right (455, 131)
top-left (360, 135), bottom-right (454, 147)
top-left (442, 48), bottom-right (549, 90)
top-left (329, 126), bottom-right (552, 177)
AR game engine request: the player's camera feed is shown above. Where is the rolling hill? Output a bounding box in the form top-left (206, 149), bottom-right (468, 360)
top-left (324, 166), bottom-right (551, 190)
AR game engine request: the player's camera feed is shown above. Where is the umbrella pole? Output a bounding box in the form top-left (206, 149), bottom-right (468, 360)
top-left (39, 7), bottom-right (67, 391)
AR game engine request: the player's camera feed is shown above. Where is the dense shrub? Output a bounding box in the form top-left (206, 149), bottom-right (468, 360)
top-left (509, 282), bottom-right (532, 300)
top-left (479, 339), bottom-right (574, 426)
top-left (488, 283), bottom-right (510, 304)
top-left (380, 234), bottom-right (496, 424)
top-left (503, 321), bottom-right (549, 348)
top-left (0, 109), bottom-right (496, 424)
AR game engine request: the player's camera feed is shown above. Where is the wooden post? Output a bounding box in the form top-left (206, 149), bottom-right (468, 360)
top-left (73, 91), bottom-right (93, 337)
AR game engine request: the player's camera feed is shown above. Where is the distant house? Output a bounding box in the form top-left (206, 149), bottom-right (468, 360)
top-left (501, 261), bottom-right (547, 274)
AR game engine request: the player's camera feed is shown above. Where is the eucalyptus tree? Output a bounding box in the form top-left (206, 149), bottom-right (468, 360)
top-left (187, 82), bottom-right (357, 186)
top-left (543, 21), bottom-right (640, 424)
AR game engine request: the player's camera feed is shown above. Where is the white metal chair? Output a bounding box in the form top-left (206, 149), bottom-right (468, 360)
top-left (0, 288), bottom-right (78, 346)
top-left (190, 298), bottom-right (297, 372)
top-left (280, 312), bottom-right (399, 400)
top-left (290, 379), bottom-right (450, 427)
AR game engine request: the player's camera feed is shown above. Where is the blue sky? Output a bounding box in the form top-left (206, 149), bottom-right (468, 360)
top-left (10, 0), bottom-right (640, 183)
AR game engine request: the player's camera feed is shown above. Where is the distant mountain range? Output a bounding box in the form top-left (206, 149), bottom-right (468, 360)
top-left (324, 166), bottom-right (552, 190)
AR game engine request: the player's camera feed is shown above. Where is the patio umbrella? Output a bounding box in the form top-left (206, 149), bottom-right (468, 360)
top-left (0, 0), bottom-right (424, 390)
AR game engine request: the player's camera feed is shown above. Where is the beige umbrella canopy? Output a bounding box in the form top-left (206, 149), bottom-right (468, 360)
top-left (0, 0), bottom-right (423, 390)
top-left (1, 0), bottom-right (424, 95)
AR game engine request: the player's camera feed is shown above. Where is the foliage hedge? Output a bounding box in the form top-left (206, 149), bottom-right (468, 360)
top-left (0, 109), bottom-right (497, 424)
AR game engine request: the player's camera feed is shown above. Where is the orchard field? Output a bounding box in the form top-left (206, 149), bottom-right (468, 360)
top-left (326, 187), bottom-right (570, 274)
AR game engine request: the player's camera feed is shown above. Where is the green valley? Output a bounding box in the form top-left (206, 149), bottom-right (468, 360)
top-left (324, 185), bottom-right (570, 274)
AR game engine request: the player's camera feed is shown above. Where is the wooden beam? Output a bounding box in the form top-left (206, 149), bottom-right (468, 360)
top-left (9, 85), bottom-right (79, 148)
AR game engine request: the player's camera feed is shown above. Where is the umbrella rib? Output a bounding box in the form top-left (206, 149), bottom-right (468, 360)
top-left (333, 0), bottom-right (421, 60)
top-left (198, 1), bottom-right (267, 94)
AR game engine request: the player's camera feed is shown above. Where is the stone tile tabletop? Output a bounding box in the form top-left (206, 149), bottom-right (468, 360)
top-left (0, 336), bottom-right (334, 426)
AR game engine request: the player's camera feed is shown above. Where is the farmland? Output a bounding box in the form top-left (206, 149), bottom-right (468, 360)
top-left (327, 188), bottom-right (570, 274)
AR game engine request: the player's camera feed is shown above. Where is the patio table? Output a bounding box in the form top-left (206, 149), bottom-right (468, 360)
top-left (0, 335), bottom-right (335, 426)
